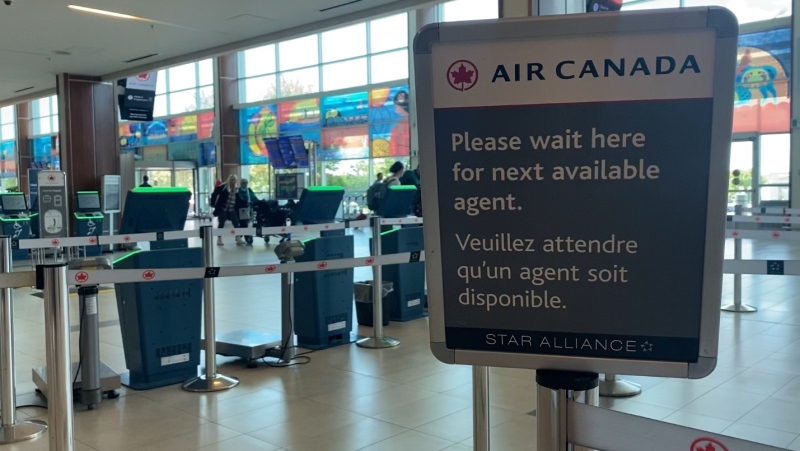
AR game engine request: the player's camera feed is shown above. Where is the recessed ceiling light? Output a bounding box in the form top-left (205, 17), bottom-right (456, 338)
top-left (68, 5), bottom-right (142, 20)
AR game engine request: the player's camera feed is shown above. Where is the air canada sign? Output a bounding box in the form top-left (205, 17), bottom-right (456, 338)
top-left (490, 55), bottom-right (701, 83)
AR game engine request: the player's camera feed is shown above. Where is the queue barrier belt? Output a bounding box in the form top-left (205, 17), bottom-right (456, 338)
top-left (0, 251), bottom-right (425, 289)
top-left (727, 215), bottom-right (799, 225)
top-left (11, 217), bottom-right (423, 250)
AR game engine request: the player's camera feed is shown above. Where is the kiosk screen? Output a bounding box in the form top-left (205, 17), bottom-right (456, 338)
top-left (295, 186), bottom-right (344, 224)
top-left (120, 187), bottom-right (191, 233)
top-left (1, 194), bottom-right (27, 214)
top-left (77, 192), bottom-right (101, 212)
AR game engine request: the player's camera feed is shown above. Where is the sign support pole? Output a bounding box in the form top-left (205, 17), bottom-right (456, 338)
top-left (472, 365), bottom-right (490, 451)
top-left (536, 370), bottom-right (599, 451)
top-left (722, 209), bottom-right (757, 313)
top-left (357, 216), bottom-right (400, 349)
top-left (183, 226), bottom-right (239, 392)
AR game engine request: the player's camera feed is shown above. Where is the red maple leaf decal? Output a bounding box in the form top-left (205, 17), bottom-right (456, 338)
top-left (697, 443), bottom-right (717, 451)
top-left (450, 64), bottom-right (475, 89)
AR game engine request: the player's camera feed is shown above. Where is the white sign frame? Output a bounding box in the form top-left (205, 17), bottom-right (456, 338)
top-left (413, 8), bottom-right (738, 378)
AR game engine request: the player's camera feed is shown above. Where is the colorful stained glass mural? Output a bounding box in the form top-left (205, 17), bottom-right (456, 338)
top-left (278, 99), bottom-right (321, 134)
top-left (369, 86), bottom-right (410, 157)
top-left (734, 28), bottom-right (791, 134)
top-left (321, 92), bottom-right (369, 128)
top-left (240, 105), bottom-right (278, 165)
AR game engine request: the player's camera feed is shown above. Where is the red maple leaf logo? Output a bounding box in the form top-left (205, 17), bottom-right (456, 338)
top-left (89, 237), bottom-right (97, 244)
top-left (691, 438), bottom-right (728, 451)
top-left (75, 272), bottom-right (89, 283)
top-left (47, 175), bottom-right (55, 182)
top-left (124, 236), bottom-right (131, 242)
top-left (265, 265), bottom-right (276, 273)
top-left (142, 270), bottom-right (155, 280)
top-left (317, 262), bottom-right (328, 270)
top-left (448, 60), bottom-right (479, 91)
top-left (51, 239), bottom-right (59, 246)
top-left (365, 257), bottom-right (375, 265)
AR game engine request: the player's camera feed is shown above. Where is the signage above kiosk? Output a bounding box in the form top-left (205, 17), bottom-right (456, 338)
top-left (413, 8), bottom-right (738, 378)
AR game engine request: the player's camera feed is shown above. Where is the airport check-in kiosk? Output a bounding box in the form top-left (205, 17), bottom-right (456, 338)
top-left (293, 186), bottom-right (355, 349)
top-left (113, 187), bottom-right (202, 389)
top-left (372, 186), bottom-right (426, 321)
top-left (0, 193), bottom-right (31, 260)
top-left (74, 191), bottom-right (104, 256)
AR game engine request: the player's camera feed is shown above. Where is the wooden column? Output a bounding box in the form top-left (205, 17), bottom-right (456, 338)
top-left (217, 54), bottom-right (241, 181)
top-left (57, 74), bottom-right (119, 221)
top-left (15, 102), bottom-right (32, 194)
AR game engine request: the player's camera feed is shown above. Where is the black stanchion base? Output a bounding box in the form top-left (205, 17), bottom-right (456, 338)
top-left (536, 370), bottom-right (600, 392)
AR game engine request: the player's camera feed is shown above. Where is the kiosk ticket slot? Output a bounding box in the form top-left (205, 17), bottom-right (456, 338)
top-left (74, 191), bottom-right (104, 256)
top-left (113, 187), bottom-right (203, 390)
top-left (0, 193), bottom-right (31, 260)
top-left (372, 186), bottom-right (426, 321)
top-left (293, 186), bottom-right (357, 349)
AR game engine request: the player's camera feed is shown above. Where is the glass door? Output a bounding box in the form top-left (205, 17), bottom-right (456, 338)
top-left (729, 137), bottom-right (756, 210)
top-left (174, 168), bottom-right (196, 216)
top-left (136, 169), bottom-right (172, 188)
top-left (197, 167), bottom-right (216, 216)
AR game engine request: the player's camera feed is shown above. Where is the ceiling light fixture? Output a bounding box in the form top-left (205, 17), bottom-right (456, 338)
top-left (67, 5), bottom-right (142, 20)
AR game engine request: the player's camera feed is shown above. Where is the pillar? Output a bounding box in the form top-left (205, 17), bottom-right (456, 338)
top-left (15, 102), bottom-right (31, 194)
top-left (791, 0), bottom-right (800, 207)
top-left (408, 6), bottom-right (438, 170)
top-left (56, 74), bottom-right (119, 222)
top-left (217, 54), bottom-right (241, 182)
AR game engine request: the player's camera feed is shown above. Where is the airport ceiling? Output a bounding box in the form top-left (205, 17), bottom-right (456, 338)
top-left (0, 0), bottom-right (432, 104)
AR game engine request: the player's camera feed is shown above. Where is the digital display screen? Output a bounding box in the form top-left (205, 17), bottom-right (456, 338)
top-left (1, 195), bottom-right (27, 213)
top-left (278, 137), bottom-right (296, 168)
top-left (265, 138), bottom-right (286, 169)
top-left (289, 135), bottom-right (309, 168)
top-left (78, 192), bottom-right (101, 211)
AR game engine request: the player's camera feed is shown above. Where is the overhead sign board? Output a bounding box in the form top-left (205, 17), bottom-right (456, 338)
top-left (414, 8), bottom-right (738, 378)
top-left (37, 171), bottom-right (68, 239)
top-left (118, 72), bottom-right (158, 121)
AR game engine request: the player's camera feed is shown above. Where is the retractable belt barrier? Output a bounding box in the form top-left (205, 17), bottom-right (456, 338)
top-left (740, 206), bottom-right (800, 216)
top-left (8, 217), bottom-right (422, 250)
top-left (727, 214), bottom-right (798, 225)
top-left (0, 251), bottom-right (426, 289)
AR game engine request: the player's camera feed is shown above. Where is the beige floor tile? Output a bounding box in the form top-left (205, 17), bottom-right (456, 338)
top-left (487, 415), bottom-right (536, 450)
top-left (414, 406), bottom-right (519, 443)
top-left (125, 423), bottom-right (241, 451)
top-left (248, 406), bottom-right (367, 447)
top-left (608, 400), bottom-right (675, 420)
top-left (681, 388), bottom-right (767, 422)
top-left (738, 398), bottom-right (800, 434)
top-left (718, 369), bottom-right (797, 396)
top-left (374, 394), bottom-right (471, 429)
top-left (722, 423), bottom-right (798, 448)
top-left (662, 411), bottom-right (732, 433)
top-left (201, 434), bottom-right (281, 451)
top-left (284, 418), bottom-right (407, 451)
top-left (341, 385), bottom-right (438, 417)
top-left (357, 430), bottom-right (454, 451)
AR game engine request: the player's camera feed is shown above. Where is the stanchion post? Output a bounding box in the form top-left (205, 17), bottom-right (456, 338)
top-left (357, 216), bottom-right (400, 349)
top-left (39, 263), bottom-right (73, 451)
top-left (183, 226), bottom-right (239, 392)
top-left (472, 365), bottom-right (490, 451)
top-left (0, 236), bottom-right (47, 444)
top-left (722, 219), bottom-right (757, 313)
top-left (279, 269), bottom-right (296, 362)
top-left (599, 373), bottom-right (641, 398)
top-left (536, 370), bottom-right (599, 451)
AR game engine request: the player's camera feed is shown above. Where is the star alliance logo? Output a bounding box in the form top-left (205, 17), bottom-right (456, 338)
top-left (641, 341), bottom-right (653, 352)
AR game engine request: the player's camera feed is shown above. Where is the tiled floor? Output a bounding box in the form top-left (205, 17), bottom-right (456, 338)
top-left (2, 228), bottom-right (800, 450)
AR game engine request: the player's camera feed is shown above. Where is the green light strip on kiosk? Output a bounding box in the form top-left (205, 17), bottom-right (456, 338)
top-left (74, 213), bottom-right (104, 219)
top-left (132, 187), bottom-right (190, 194)
top-left (388, 185), bottom-right (417, 191)
top-left (0, 217), bottom-right (28, 223)
top-left (307, 186), bottom-right (344, 192)
top-left (380, 228), bottom-right (400, 236)
top-left (112, 250), bottom-right (141, 266)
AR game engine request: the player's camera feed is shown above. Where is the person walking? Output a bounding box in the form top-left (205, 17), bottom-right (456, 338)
top-left (139, 175), bottom-right (152, 187)
top-left (212, 175), bottom-right (240, 245)
top-left (237, 178), bottom-right (259, 246)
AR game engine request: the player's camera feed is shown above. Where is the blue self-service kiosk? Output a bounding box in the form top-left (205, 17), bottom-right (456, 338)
top-left (0, 193), bottom-right (31, 260)
top-left (114, 187), bottom-right (202, 390)
top-left (293, 186), bottom-right (356, 349)
top-left (372, 186), bottom-right (426, 321)
top-left (74, 191), bottom-right (104, 256)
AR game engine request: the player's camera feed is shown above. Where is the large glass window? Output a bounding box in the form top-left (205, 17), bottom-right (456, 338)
top-left (621, 0), bottom-right (679, 10)
top-left (759, 133), bottom-right (790, 202)
top-left (32, 95), bottom-right (59, 136)
top-left (321, 23), bottom-right (367, 63)
top-left (147, 59), bottom-right (215, 118)
top-left (440, 0), bottom-right (499, 22)
top-left (238, 13), bottom-right (409, 103)
top-left (682, 0), bottom-right (789, 24)
top-left (0, 106), bottom-right (14, 141)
